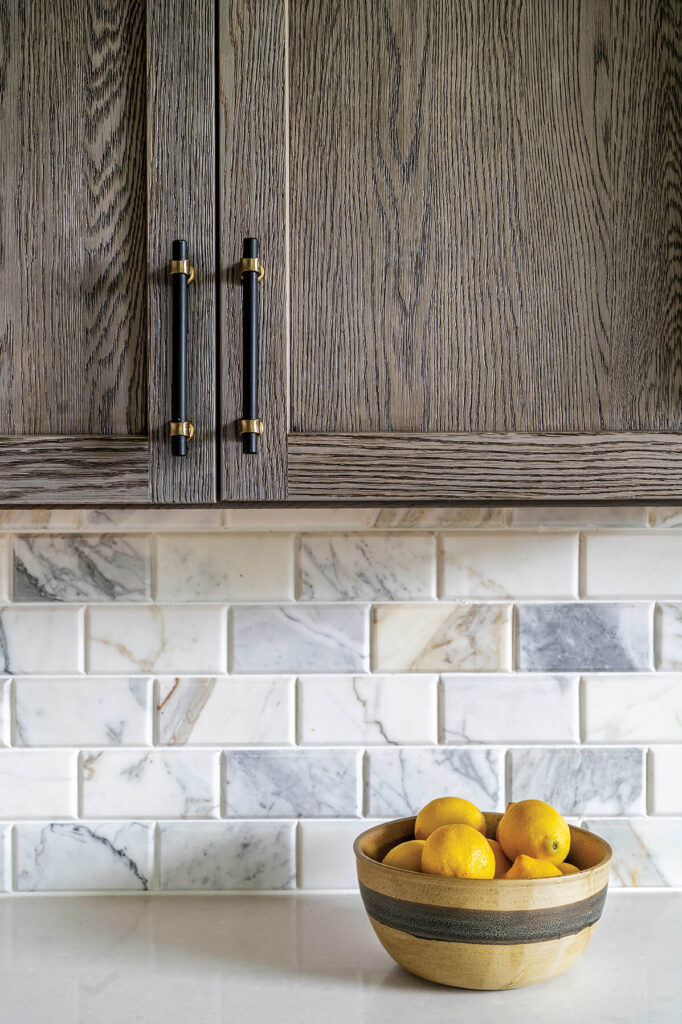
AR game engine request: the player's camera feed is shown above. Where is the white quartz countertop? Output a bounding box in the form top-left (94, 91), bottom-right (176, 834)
top-left (0, 891), bottom-right (679, 1023)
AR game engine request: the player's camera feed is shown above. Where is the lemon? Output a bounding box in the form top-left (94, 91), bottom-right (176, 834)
top-left (505, 854), bottom-right (562, 879)
top-left (488, 838), bottom-right (512, 878)
top-left (558, 862), bottom-right (580, 875)
top-left (414, 797), bottom-right (486, 840)
top-left (382, 840), bottom-right (425, 871)
top-left (497, 799), bottom-right (570, 865)
top-left (421, 824), bottom-right (495, 879)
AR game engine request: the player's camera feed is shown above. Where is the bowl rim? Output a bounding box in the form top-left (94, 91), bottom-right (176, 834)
top-left (354, 814), bottom-right (613, 885)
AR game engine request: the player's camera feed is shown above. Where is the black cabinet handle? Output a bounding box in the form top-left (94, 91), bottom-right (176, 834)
top-left (169, 239), bottom-right (195, 456)
top-left (237, 237), bottom-right (264, 454)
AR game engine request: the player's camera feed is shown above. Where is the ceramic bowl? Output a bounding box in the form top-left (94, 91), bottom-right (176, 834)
top-left (354, 812), bottom-right (612, 990)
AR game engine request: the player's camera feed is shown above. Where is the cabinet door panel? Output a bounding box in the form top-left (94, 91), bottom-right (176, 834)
top-left (0, 0), bottom-right (216, 504)
top-left (219, 0), bottom-right (680, 503)
top-left (289, 0), bottom-right (681, 435)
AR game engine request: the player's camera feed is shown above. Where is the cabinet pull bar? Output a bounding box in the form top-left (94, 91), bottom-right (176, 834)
top-left (238, 237), bottom-right (264, 454)
top-left (169, 239), bottom-right (195, 456)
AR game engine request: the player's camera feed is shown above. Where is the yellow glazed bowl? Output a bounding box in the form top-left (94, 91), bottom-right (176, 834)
top-left (354, 812), bottom-right (612, 990)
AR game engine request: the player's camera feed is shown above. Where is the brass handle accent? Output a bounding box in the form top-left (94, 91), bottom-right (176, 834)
top-left (169, 258), bottom-right (195, 285)
top-left (239, 256), bottom-right (264, 281)
top-left (237, 418), bottom-right (264, 437)
top-left (169, 420), bottom-right (195, 440)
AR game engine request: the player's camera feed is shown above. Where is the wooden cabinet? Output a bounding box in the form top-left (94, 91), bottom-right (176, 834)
top-left (220, 0), bottom-right (681, 503)
top-left (1, 1), bottom-right (680, 505)
top-left (0, 1), bottom-right (216, 504)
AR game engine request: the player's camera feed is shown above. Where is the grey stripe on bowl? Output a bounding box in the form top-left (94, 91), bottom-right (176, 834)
top-left (359, 882), bottom-right (607, 945)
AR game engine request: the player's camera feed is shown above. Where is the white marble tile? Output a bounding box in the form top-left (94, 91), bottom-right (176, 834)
top-left (372, 603), bottom-right (511, 672)
top-left (511, 507), bottom-right (647, 528)
top-left (15, 822), bottom-right (154, 891)
top-left (14, 678), bottom-right (151, 747)
top-left (156, 677), bottom-right (293, 746)
top-left (371, 508), bottom-right (511, 529)
top-left (83, 509), bottom-right (223, 530)
top-left (509, 747), bottom-right (646, 815)
top-left (299, 533), bottom-right (435, 601)
top-left (0, 678), bottom-right (8, 747)
top-left (648, 507), bottom-right (682, 528)
top-left (159, 822), bottom-right (295, 890)
top-left (442, 674), bottom-right (579, 744)
top-left (298, 675), bottom-right (437, 745)
top-left (0, 607), bottom-right (82, 674)
top-left (225, 509), bottom-right (382, 530)
top-left (517, 603), bottom-right (652, 672)
top-left (440, 532), bottom-right (578, 599)
top-left (298, 819), bottom-right (384, 889)
top-left (583, 533), bottom-right (682, 598)
top-left (583, 675), bottom-right (682, 743)
top-left (13, 534), bottom-right (151, 602)
top-left (583, 818), bottom-right (682, 887)
top-left (655, 603), bottom-right (682, 670)
top-left (225, 749), bottom-right (361, 818)
top-left (366, 747), bottom-right (503, 817)
top-left (0, 824), bottom-right (7, 891)
top-left (650, 747), bottom-right (682, 814)
top-left (231, 605), bottom-right (369, 673)
top-left (0, 510), bottom-right (85, 531)
top-left (156, 533), bottom-right (294, 602)
top-left (86, 605), bottom-right (226, 674)
top-left (81, 749), bottom-right (220, 819)
top-left (0, 750), bottom-right (75, 819)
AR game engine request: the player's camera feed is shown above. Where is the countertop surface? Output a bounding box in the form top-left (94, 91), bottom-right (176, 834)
top-left (0, 891), bottom-right (679, 1023)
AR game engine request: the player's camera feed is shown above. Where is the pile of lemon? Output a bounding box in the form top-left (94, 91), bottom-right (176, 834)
top-left (382, 797), bottom-right (579, 879)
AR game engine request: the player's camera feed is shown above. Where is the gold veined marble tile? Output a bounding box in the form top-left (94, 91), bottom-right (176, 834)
top-left (371, 603), bottom-right (511, 672)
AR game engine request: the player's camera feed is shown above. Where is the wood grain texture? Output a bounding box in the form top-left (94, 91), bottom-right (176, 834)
top-left (288, 433), bottom-right (682, 502)
top-left (0, 437), bottom-right (148, 503)
top-left (289, 0), bottom-right (681, 434)
top-left (218, 0), bottom-right (288, 500)
top-left (148, 0), bottom-right (217, 503)
top-left (0, 0), bottom-right (147, 435)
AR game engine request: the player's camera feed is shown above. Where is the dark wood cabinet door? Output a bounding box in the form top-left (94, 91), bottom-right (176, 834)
top-left (220, 0), bottom-right (681, 502)
top-left (0, 0), bottom-right (216, 504)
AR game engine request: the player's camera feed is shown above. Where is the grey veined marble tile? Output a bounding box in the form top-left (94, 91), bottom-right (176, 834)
top-left (159, 822), bottom-right (295, 890)
top-left (516, 602), bottom-right (652, 672)
top-left (298, 533), bottom-right (435, 601)
top-left (13, 534), bottom-right (151, 602)
top-left (231, 605), bottom-right (369, 673)
top-left (15, 822), bottom-right (154, 891)
top-left (583, 819), bottom-right (682, 887)
top-left (509, 747), bottom-right (646, 815)
top-left (366, 747), bottom-right (503, 817)
top-left (225, 749), bottom-right (361, 817)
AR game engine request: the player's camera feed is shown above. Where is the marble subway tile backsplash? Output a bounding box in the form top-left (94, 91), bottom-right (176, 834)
top-left (159, 822), bottom-right (295, 891)
top-left (81, 750), bottom-right (220, 819)
top-left (231, 605), bottom-right (369, 673)
top-left (366, 747), bottom-right (503, 818)
top-left (297, 675), bottom-right (438, 745)
top-left (225, 749), bottom-right (361, 818)
top-left (16, 822), bottom-right (154, 892)
top-left (517, 602), bottom-right (652, 672)
top-left (0, 508), bottom-right (679, 891)
top-left (298, 533), bottom-right (436, 601)
top-left (156, 676), bottom-right (293, 746)
top-left (372, 603), bottom-right (511, 672)
top-left (441, 675), bottom-right (580, 745)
